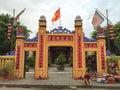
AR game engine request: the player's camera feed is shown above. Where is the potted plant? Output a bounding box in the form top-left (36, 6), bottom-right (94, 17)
top-left (55, 53), bottom-right (67, 70)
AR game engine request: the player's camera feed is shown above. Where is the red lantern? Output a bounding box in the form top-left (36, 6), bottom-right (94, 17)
top-left (109, 24), bottom-right (114, 40)
top-left (7, 23), bottom-right (12, 40)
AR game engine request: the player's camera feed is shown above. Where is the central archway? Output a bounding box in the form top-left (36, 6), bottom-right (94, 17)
top-left (48, 46), bottom-right (73, 65)
top-left (48, 46), bottom-right (73, 78)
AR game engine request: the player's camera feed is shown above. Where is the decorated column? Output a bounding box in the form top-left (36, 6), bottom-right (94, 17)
top-left (15, 26), bottom-right (24, 78)
top-left (97, 26), bottom-right (107, 74)
top-left (74, 15), bottom-right (84, 79)
top-left (35, 15), bottom-right (47, 79)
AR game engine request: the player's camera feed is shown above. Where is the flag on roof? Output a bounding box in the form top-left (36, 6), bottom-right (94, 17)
top-left (52, 8), bottom-right (60, 24)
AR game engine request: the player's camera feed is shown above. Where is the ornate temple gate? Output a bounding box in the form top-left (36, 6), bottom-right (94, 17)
top-left (14, 15), bottom-right (107, 79)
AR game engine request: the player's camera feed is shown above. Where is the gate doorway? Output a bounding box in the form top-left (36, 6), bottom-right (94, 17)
top-left (48, 46), bottom-right (73, 78)
top-left (85, 51), bottom-right (97, 73)
top-left (24, 51), bottom-right (36, 78)
top-left (48, 46), bottom-right (73, 66)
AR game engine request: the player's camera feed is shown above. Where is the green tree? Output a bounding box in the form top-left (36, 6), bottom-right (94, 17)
top-left (0, 14), bottom-right (31, 55)
top-left (91, 30), bottom-right (97, 39)
top-left (91, 22), bottom-right (120, 55)
top-left (114, 22), bottom-right (120, 48)
top-left (114, 22), bottom-right (120, 55)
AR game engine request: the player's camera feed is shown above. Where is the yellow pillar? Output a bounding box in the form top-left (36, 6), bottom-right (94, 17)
top-left (97, 35), bottom-right (107, 74)
top-left (15, 26), bottom-right (24, 79)
top-left (74, 15), bottom-right (84, 79)
top-left (35, 15), bottom-right (47, 79)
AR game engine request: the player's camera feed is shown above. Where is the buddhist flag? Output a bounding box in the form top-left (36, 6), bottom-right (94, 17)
top-left (92, 10), bottom-right (104, 28)
top-left (52, 8), bottom-right (60, 24)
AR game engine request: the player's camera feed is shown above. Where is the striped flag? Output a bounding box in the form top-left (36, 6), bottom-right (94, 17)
top-left (92, 10), bottom-right (104, 28)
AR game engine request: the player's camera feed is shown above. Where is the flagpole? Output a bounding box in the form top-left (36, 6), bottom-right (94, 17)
top-left (59, 7), bottom-right (61, 26)
top-left (11, 9), bottom-right (15, 51)
top-left (96, 8), bottom-right (112, 24)
top-left (59, 15), bottom-right (61, 26)
top-left (106, 9), bottom-right (111, 51)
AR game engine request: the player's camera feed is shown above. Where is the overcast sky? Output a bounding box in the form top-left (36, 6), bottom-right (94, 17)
top-left (0, 0), bottom-right (120, 38)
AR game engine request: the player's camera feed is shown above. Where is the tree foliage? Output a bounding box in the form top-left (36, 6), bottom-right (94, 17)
top-left (91, 21), bottom-right (120, 55)
top-left (114, 22), bottom-right (120, 48)
top-left (55, 53), bottom-right (67, 65)
top-left (91, 30), bottom-right (97, 40)
top-left (0, 14), bottom-right (31, 55)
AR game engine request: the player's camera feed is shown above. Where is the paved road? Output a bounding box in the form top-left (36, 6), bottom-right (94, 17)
top-left (0, 87), bottom-right (119, 90)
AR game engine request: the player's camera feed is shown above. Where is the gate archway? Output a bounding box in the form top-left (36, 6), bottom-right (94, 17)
top-left (14, 15), bottom-right (107, 79)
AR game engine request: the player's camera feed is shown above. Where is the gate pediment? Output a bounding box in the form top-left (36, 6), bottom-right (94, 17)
top-left (47, 26), bottom-right (74, 34)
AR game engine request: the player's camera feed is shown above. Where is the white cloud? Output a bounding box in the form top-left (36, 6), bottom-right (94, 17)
top-left (0, 0), bottom-right (120, 38)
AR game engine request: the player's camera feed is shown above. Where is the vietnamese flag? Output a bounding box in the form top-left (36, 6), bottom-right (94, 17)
top-left (52, 8), bottom-right (60, 24)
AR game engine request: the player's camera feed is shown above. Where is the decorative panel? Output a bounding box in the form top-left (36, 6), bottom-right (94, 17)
top-left (24, 43), bottom-right (37, 48)
top-left (77, 35), bottom-right (82, 68)
top-left (39, 35), bottom-right (44, 68)
top-left (48, 36), bottom-right (73, 41)
top-left (16, 46), bottom-right (20, 70)
top-left (84, 43), bottom-right (97, 48)
top-left (100, 46), bottom-right (105, 70)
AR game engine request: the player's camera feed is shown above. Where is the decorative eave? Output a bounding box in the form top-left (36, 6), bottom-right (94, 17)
top-left (25, 35), bottom-right (38, 42)
top-left (84, 36), bottom-right (97, 42)
top-left (97, 34), bottom-right (105, 39)
top-left (47, 26), bottom-right (75, 34)
top-left (16, 35), bottom-right (24, 39)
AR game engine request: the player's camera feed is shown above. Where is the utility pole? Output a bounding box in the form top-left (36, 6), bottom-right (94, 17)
top-left (11, 9), bottom-right (15, 51)
top-left (106, 9), bottom-right (111, 51)
top-left (10, 8), bottom-right (26, 51)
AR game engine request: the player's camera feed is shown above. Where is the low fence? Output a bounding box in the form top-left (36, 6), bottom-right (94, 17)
top-left (0, 56), bottom-right (15, 67)
top-left (0, 55), bottom-right (15, 79)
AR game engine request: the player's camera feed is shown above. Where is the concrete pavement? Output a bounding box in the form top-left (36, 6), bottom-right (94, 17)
top-left (0, 67), bottom-right (120, 89)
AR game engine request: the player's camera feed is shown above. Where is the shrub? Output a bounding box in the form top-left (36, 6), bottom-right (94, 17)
top-left (55, 53), bottom-right (67, 65)
top-left (0, 61), bottom-right (15, 79)
top-left (25, 65), bottom-right (30, 72)
top-left (27, 56), bottom-right (35, 68)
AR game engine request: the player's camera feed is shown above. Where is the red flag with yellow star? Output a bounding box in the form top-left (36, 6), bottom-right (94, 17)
top-left (52, 8), bottom-right (60, 24)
